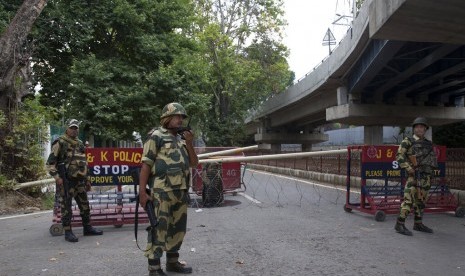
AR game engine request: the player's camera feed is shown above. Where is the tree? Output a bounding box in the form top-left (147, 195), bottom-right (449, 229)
top-left (0, 0), bottom-right (49, 183)
top-left (32, 0), bottom-right (196, 140)
top-left (180, 0), bottom-right (293, 146)
top-left (0, 0), bottom-right (47, 113)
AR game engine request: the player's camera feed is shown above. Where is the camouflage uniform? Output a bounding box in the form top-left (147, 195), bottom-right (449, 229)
top-left (397, 135), bottom-right (437, 221)
top-left (142, 127), bottom-right (191, 260)
top-left (47, 134), bottom-right (91, 231)
top-left (46, 119), bottom-right (102, 242)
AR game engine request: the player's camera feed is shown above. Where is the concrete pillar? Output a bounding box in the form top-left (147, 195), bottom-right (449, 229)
top-left (270, 144), bottom-right (281, 153)
top-left (337, 86), bottom-right (348, 105)
top-left (455, 96), bottom-right (464, 107)
top-left (364, 126), bottom-right (383, 145)
top-left (426, 127), bottom-right (433, 141)
top-left (302, 144), bottom-right (312, 152)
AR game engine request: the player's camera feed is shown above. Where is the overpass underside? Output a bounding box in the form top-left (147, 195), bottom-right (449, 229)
top-left (249, 0), bottom-right (465, 149)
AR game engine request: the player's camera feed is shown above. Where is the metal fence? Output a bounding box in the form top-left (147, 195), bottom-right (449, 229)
top-left (249, 148), bottom-right (465, 190)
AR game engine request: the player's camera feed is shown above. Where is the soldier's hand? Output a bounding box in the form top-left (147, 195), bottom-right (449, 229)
top-left (85, 181), bottom-right (92, 192)
top-left (56, 177), bottom-right (63, 186)
top-left (182, 130), bottom-right (194, 143)
top-left (139, 190), bottom-right (151, 210)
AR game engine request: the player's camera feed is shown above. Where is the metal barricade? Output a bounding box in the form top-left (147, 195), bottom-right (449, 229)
top-left (344, 145), bottom-right (464, 221)
top-left (49, 148), bottom-right (147, 236)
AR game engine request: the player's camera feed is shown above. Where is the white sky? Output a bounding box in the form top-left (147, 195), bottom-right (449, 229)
top-left (283, 0), bottom-right (355, 80)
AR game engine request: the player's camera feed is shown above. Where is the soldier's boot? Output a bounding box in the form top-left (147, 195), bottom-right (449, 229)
top-left (413, 223), bottom-right (433, 233)
top-left (149, 269), bottom-right (167, 276)
top-left (64, 230), bottom-right (79, 242)
top-left (148, 259), bottom-right (167, 276)
top-left (394, 221), bottom-right (413, 236)
top-left (83, 225), bottom-right (103, 236)
top-left (166, 252), bottom-right (192, 274)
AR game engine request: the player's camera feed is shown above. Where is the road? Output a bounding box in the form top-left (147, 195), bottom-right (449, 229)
top-left (0, 169), bottom-right (464, 276)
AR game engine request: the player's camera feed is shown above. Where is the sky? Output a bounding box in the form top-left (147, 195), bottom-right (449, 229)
top-left (283, 0), bottom-right (355, 80)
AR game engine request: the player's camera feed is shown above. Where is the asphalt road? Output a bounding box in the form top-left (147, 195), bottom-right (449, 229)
top-left (0, 169), bottom-right (464, 276)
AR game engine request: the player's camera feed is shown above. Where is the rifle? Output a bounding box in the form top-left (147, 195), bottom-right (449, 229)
top-left (132, 168), bottom-right (158, 251)
top-left (57, 163), bottom-right (70, 203)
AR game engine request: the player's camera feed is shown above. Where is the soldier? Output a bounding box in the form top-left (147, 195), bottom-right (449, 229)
top-left (46, 119), bottom-right (103, 242)
top-left (394, 117), bottom-right (438, 236)
top-left (138, 103), bottom-right (199, 276)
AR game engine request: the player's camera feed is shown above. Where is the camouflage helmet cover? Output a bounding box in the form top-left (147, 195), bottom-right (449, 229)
top-left (160, 102), bottom-right (188, 119)
top-left (66, 118), bottom-right (81, 128)
top-left (412, 117), bottom-right (429, 129)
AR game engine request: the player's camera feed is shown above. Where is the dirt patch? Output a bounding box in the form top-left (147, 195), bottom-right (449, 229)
top-left (0, 190), bottom-right (45, 216)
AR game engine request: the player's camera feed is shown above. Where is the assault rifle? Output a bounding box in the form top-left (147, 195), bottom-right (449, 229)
top-left (57, 163), bottom-right (70, 203)
top-left (133, 168), bottom-right (158, 251)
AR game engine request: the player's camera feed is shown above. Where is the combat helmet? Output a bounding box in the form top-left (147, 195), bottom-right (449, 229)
top-left (160, 102), bottom-right (188, 119)
top-left (412, 117), bottom-right (429, 129)
top-left (66, 119), bottom-right (81, 128)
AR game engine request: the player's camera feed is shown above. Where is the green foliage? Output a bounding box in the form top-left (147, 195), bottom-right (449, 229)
top-left (0, 109), bottom-right (5, 128)
top-left (32, 0), bottom-right (196, 140)
top-left (179, 0), bottom-right (293, 146)
top-left (0, 1), bottom-right (22, 33)
top-left (0, 98), bottom-right (54, 183)
top-left (0, 174), bottom-right (15, 191)
top-left (7, 0), bottom-right (293, 147)
top-left (41, 191), bottom-right (56, 209)
top-left (433, 122), bottom-right (465, 148)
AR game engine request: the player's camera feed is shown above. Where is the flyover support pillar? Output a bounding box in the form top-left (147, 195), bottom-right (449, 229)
top-left (302, 144), bottom-right (312, 152)
top-left (270, 144), bottom-right (281, 153)
top-left (364, 126), bottom-right (383, 145)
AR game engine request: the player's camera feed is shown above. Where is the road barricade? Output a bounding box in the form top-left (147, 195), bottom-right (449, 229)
top-left (344, 145), bottom-right (464, 221)
top-left (50, 147), bottom-right (147, 236)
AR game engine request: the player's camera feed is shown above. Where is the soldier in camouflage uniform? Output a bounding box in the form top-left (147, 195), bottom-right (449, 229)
top-left (395, 117), bottom-right (437, 236)
top-left (138, 103), bottom-right (199, 276)
top-left (46, 119), bottom-right (103, 242)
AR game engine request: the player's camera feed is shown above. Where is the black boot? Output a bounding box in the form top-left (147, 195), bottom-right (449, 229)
top-left (413, 223), bottom-right (433, 233)
top-left (395, 222), bottom-right (413, 236)
top-left (166, 252), bottom-right (192, 274)
top-left (83, 225), bottom-right (103, 236)
top-left (149, 269), bottom-right (167, 276)
top-left (166, 262), bottom-right (192, 274)
top-left (149, 259), bottom-right (167, 276)
top-left (64, 230), bottom-right (79, 242)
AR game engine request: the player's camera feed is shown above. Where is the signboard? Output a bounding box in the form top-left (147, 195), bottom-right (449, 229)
top-left (86, 148), bottom-right (143, 185)
top-left (360, 145), bottom-right (446, 179)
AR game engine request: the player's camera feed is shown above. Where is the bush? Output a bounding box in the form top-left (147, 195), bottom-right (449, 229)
top-left (0, 174), bottom-right (15, 191)
top-left (0, 98), bottom-right (54, 184)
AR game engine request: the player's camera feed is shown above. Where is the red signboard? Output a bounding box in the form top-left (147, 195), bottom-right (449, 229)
top-left (86, 148), bottom-right (143, 185)
top-left (360, 145), bottom-right (446, 179)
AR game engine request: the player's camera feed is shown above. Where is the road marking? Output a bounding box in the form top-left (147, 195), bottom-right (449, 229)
top-left (237, 192), bottom-right (262, 204)
top-left (0, 210), bottom-right (52, 220)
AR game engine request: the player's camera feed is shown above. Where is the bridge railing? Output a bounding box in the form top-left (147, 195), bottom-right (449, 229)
top-left (247, 148), bottom-right (465, 191)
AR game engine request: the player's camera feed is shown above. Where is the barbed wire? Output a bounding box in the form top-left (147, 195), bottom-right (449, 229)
top-left (190, 165), bottom-right (359, 212)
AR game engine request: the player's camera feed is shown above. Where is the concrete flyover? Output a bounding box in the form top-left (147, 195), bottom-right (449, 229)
top-left (246, 0), bottom-right (465, 149)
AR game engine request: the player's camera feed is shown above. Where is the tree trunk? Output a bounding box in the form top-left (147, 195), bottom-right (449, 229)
top-left (0, 0), bottom-right (48, 112)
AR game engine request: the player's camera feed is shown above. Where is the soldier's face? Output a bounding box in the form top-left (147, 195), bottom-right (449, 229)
top-left (413, 124), bottom-right (427, 138)
top-left (168, 115), bottom-right (184, 128)
top-left (66, 126), bottom-right (79, 138)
